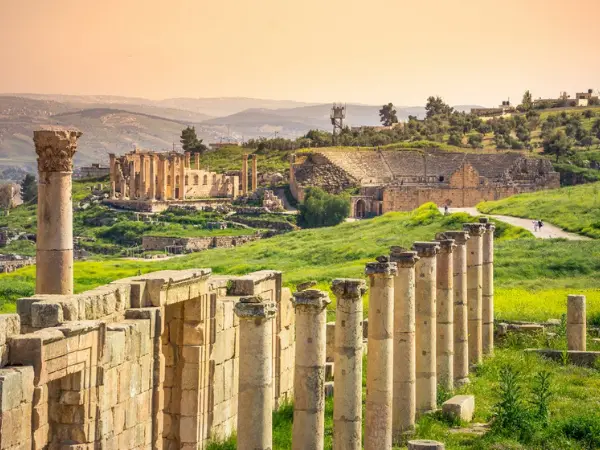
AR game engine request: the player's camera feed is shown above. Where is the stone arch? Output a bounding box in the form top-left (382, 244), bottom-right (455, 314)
top-left (203, 175), bottom-right (208, 185)
top-left (194, 175), bottom-right (199, 185)
top-left (355, 199), bottom-right (366, 218)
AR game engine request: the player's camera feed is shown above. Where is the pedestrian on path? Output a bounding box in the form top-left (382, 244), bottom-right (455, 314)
top-left (533, 220), bottom-right (538, 232)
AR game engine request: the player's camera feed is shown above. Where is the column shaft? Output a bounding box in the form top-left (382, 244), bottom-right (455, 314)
top-left (434, 238), bottom-right (455, 392)
top-left (567, 294), bottom-right (586, 351)
top-left (463, 223), bottom-right (485, 367)
top-left (140, 154), bottom-right (147, 199)
top-left (332, 279), bottom-right (366, 450)
top-left (129, 159), bottom-right (137, 199)
top-left (34, 129), bottom-right (81, 295)
top-left (292, 290), bottom-right (331, 450)
top-left (443, 231), bottom-right (470, 386)
top-left (235, 297), bottom-right (277, 450)
top-left (170, 156), bottom-right (176, 199)
top-left (149, 155), bottom-right (156, 200)
top-left (242, 155), bottom-right (249, 196)
top-left (179, 155), bottom-right (186, 199)
top-left (412, 242), bottom-right (440, 416)
top-left (252, 154), bottom-right (258, 192)
top-left (195, 153), bottom-right (200, 169)
top-left (365, 262), bottom-right (397, 450)
top-left (479, 218), bottom-right (495, 355)
top-left (390, 249), bottom-right (418, 437)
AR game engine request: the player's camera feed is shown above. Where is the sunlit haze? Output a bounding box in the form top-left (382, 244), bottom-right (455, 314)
top-left (1, 0), bottom-right (598, 106)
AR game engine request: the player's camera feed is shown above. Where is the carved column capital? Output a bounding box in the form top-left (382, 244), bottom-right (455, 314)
top-left (33, 129), bottom-right (82, 173)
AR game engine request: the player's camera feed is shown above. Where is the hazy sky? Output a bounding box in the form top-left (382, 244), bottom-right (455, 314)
top-left (1, 0), bottom-right (598, 106)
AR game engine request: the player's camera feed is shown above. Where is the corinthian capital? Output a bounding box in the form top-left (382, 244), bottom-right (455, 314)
top-left (33, 129), bottom-right (82, 173)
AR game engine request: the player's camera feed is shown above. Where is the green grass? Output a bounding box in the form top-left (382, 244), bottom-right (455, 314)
top-left (1, 203), bottom-right (599, 322)
top-left (143, 225), bottom-right (257, 238)
top-left (478, 182), bottom-right (600, 238)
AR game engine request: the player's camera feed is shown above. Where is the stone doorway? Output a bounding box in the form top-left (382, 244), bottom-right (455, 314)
top-left (356, 199), bottom-right (366, 218)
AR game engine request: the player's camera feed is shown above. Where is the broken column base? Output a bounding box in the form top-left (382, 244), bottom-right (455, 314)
top-left (408, 440), bottom-right (445, 450)
top-left (525, 349), bottom-right (600, 367)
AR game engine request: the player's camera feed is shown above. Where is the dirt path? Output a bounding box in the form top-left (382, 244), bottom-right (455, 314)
top-left (445, 207), bottom-right (591, 241)
top-left (274, 188), bottom-right (298, 213)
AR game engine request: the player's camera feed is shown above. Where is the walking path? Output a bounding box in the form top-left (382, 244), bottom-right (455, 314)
top-left (445, 207), bottom-right (590, 241)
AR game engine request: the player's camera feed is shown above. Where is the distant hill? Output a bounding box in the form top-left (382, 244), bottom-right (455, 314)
top-left (0, 94), bottom-right (485, 172)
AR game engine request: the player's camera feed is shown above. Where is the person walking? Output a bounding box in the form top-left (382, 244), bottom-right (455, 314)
top-left (533, 220), bottom-right (538, 232)
top-left (538, 220), bottom-right (544, 231)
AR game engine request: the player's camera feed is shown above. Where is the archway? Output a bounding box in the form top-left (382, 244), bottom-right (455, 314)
top-left (355, 199), bottom-right (366, 218)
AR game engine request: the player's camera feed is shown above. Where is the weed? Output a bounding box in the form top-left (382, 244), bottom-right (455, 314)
top-left (530, 371), bottom-right (552, 425)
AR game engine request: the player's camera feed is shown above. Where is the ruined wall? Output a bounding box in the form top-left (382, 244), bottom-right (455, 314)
top-left (0, 269), bottom-right (294, 450)
top-left (183, 170), bottom-right (239, 199)
top-left (142, 234), bottom-right (261, 252)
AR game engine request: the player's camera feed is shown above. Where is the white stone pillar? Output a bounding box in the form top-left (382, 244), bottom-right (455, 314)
top-left (463, 223), bottom-right (485, 368)
top-left (195, 152), bottom-right (200, 169)
top-left (292, 289), bottom-right (331, 450)
top-left (365, 260), bottom-right (397, 450)
top-left (412, 242), bottom-right (440, 416)
top-left (109, 153), bottom-right (116, 198)
top-left (235, 296), bottom-right (277, 450)
top-left (170, 155), bottom-right (176, 200)
top-left (179, 155), bottom-right (186, 200)
top-left (242, 154), bottom-right (249, 196)
top-left (149, 154), bottom-right (156, 201)
top-left (434, 237), bottom-right (455, 392)
top-left (331, 278), bottom-right (366, 450)
top-left (442, 231), bottom-right (470, 386)
top-left (252, 154), bottom-right (258, 192)
top-left (567, 294), bottom-right (586, 351)
top-left (139, 154), bottom-right (147, 199)
top-left (129, 159), bottom-right (137, 199)
top-left (390, 248), bottom-right (419, 437)
top-left (479, 218), bottom-right (495, 355)
top-left (33, 129), bottom-right (81, 295)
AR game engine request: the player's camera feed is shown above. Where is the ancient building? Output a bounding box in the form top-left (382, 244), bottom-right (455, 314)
top-left (290, 149), bottom-right (560, 218)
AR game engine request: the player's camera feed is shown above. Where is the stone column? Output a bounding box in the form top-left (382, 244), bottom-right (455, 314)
top-left (160, 157), bottom-right (167, 200)
top-left (120, 178), bottom-right (127, 200)
top-left (331, 278), bottom-right (366, 450)
top-left (389, 248), bottom-right (419, 437)
top-left (139, 154), bottom-right (147, 199)
top-left (292, 289), bottom-right (331, 450)
top-left (463, 223), bottom-right (485, 368)
top-left (434, 237), bottom-right (456, 392)
top-left (185, 151), bottom-right (191, 168)
top-left (412, 242), bottom-right (440, 416)
top-left (149, 154), bottom-right (156, 201)
top-left (252, 154), bottom-right (258, 192)
top-left (129, 159), bottom-right (137, 199)
top-left (479, 218), bottom-right (495, 355)
top-left (33, 129), bottom-right (81, 295)
top-left (170, 156), bottom-right (176, 200)
top-left (109, 153), bottom-right (116, 198)
top-left (567, 294), bottom-right (586, 351)
top-left (442, 231), bottom-right (470, 386)
top-left (365, 260), bottom-right (397, 450)
top-left (242, 154), bottom-right (249, 196)
top-left (179, 155), bottom-right (186, 200)
top-left (235, 296), bottom-right (277, 450)
top-left (195, 152), bottom-right (200, 169)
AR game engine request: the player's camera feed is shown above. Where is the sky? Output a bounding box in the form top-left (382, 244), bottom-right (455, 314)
top-left (1, 0), bottom-right (598, 107)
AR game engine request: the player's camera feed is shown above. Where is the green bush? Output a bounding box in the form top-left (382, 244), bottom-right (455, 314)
top-left (298, 187), bottom-right (350, 228)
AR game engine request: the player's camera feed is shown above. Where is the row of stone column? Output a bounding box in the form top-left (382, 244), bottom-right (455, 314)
top-left (241, 154), bottom-right (258, 196)
top-left (233, 220), bottom-right (495, 449)
top-left (110, 152), bottom-right (187, 201)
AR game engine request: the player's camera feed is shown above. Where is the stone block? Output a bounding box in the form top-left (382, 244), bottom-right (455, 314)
top-left (442, 395), bottom-right (475, 422)
top-left (408, 440), bottom-right (446, 450)
top-left (0, 314), bottom-right (20, 346)
top-left (0, 368), bottom-right (24, 410)
top-left (31, 301), bottom-right (64, 328)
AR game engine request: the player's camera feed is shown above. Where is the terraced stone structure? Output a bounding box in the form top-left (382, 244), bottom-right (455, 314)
top-left (290, 149), bottom-right (560, 217)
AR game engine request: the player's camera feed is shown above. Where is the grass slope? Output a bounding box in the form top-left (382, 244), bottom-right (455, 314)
top-left (1, 204), bottom-right (599, 323)
top-left (478, 182), bottom-right (600, 238)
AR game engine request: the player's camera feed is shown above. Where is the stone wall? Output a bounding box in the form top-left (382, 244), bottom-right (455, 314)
top-left (0, 269), bottom-right (295, 450)
top-left (142, 234), bottom-right (261, 252)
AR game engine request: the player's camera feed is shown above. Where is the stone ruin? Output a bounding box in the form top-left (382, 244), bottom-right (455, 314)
top-left (3, 128), bottom-right (585, 449)
top-left (261, 190), bottom-right (284, 211)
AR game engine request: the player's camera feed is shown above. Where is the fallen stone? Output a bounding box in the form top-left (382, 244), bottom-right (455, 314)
top-left (296, 280), bottom-right (317, 292)
top-left (408, 440), bottom-right (445, 449)
top-left (448, 422), bottom-right (490, 436)
top-left (546, 319), bottom-right (561, 326)
top-left (442, 395), bottom-right (475, 422)
top-left (525, 349), bottom-right (600, 367)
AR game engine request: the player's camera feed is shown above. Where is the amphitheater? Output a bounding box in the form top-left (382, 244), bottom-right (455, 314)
top-left (0, 130), bottom-right (589, 450)
top-left (290, 149), bottom-right (560, 218)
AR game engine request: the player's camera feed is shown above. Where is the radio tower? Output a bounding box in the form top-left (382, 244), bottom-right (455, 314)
top-left (330, 103), bottom-right (346, 145)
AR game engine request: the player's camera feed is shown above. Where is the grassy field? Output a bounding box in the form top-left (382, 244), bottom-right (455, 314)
top-left (1, 203), bottom-right (599, 324)
top-left (478, 182), bottom-right (600, 239)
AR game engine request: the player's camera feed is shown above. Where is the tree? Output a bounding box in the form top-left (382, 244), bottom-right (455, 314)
top-left (20, 174), bottom-right (37, 203)
top-left (543, 130), bottom-right (572, 162)
top-left (180, 126), bottom-right (207, 156)
top-left (425, 96), bottom-right (453, 119)
top-left (468, 133), bottom-right (484, 149)
top-left (521, 90), bottom-right (533, 111)
top-left (298, 187), bottom-right (350, 228)
top-left (592, 119), bottom-right (600, 140)
top-left (447, 132), bottom-right (463, 147)
top-left (379, 103), bottom-right (398, 126)
top-left (516, 125), bottom-right (531, 145)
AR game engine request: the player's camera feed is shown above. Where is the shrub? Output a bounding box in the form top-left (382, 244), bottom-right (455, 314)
top-left (298, 187), bottom-right (350, 228)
